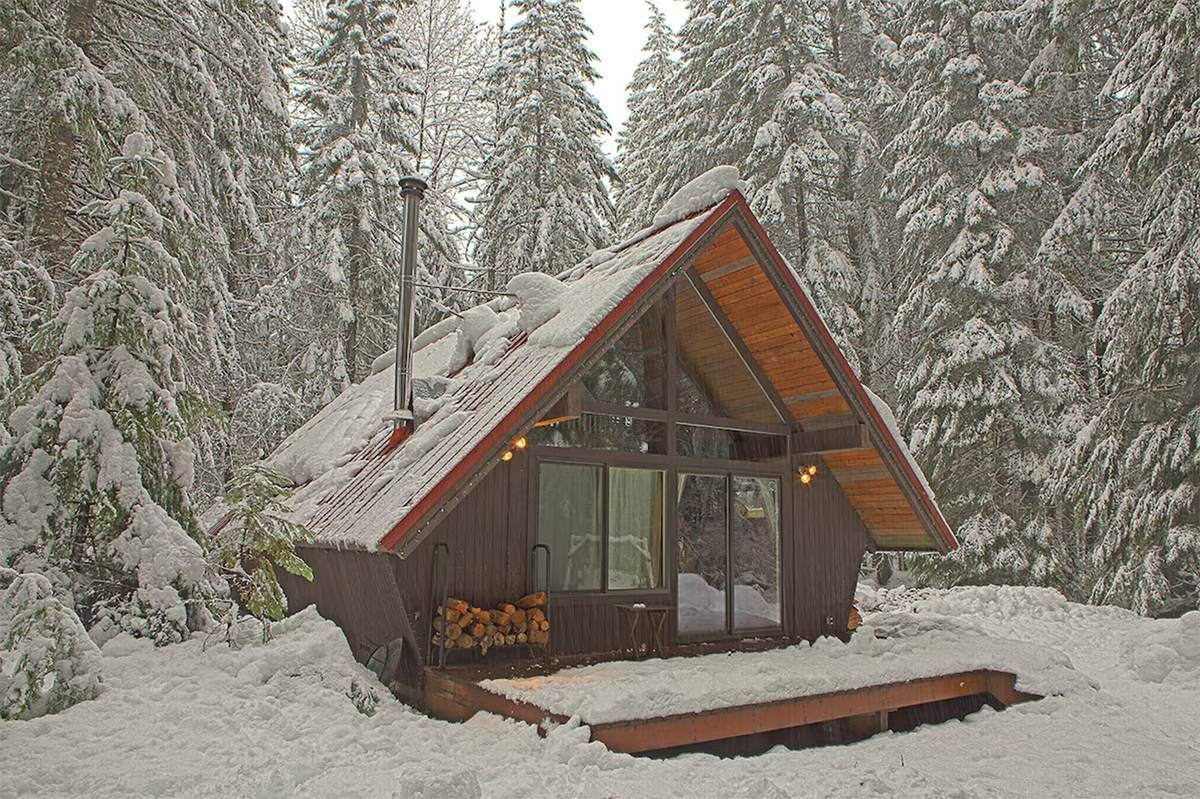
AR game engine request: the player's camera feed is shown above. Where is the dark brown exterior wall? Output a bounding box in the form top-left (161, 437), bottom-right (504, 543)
top-left (390, 446), bottom-right (869, 661)
top-left (278, 548), bottom-right (416, 665)
top-left (389, 451), bottom-right (531, 665)
top-left (787, 463), bottom-right (873, 640)
top-left (280, 446), bottom-right (872, 675)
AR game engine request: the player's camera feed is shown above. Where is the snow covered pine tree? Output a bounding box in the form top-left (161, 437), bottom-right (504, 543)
top-left (476, 0), bottom-right (617, 284)
top-left (0, 134), bottom-right (216, 648)
top-left (886, 0), bottom-right (1080, 589)
top-left (292, 0), bottom-right (421, 400)
top-left (1045, 0), bottom-right (1200, 615)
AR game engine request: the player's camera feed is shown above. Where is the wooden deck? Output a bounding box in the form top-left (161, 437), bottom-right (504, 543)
top-left (424, 665), bottom-right (1041, 755)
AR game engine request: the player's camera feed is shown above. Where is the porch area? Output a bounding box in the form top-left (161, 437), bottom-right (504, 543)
top-left (419, 621), bottom-right (1059, 756)
top-left (423, 660), bottom-right (1040, 756)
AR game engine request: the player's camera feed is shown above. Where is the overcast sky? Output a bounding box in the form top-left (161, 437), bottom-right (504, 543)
top-left (468, 0), bottom-right (689, 155)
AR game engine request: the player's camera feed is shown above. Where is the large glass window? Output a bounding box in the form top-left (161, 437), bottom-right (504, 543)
top-left (538, 463), bottom-right (665, 593)
top-left (677, 473), bottom-right (729, 636)
top-left (677, 472), bottom-right (781, 637)
top-left (732, 477), bottom-right (781, 631)
top-left (581, 303), bottom-right (667, 409)
top-left (676, 424), bottom-right (788, 463)
top-left (527, 413), bottom-right (667, 454)
top-left (537, 463), bottom-right (602, 591)
top-left (607, 468), bottom-right (665, 589)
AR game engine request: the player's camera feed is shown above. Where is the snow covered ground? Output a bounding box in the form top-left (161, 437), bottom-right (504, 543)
top-left (1, 586), bottom-right (1197, 799)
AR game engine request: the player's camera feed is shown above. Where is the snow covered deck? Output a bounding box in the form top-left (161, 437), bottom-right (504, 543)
top-left (426, 664), bottom-right (1039, 755)
top-left (421, 618), bottom-right (1081, 754)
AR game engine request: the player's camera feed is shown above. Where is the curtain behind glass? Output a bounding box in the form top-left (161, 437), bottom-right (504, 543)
top-left (537, 463), bottom-right (602, 591)
top-left (608, 468), bottom-right (665, 589)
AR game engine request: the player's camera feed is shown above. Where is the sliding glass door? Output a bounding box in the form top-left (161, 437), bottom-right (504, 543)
top-left (676, 474), bottom-right (729, 635)
top-left (677, 472), bottom-right (781, 638)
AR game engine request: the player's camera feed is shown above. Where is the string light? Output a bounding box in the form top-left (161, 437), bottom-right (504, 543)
top-left (501, 451), bottom-right (513, 462)
top-left (515, 437), bottom-right (527, 449)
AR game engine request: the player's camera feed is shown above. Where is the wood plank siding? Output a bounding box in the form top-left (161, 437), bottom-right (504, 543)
top-left (688, 220), bottom-right (942, 549)
top-left (291, 443), bottom-right (872, 688)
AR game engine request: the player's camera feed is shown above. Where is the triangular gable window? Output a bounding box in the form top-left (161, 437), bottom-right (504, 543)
top-left (674, 277), bottom-right (782, 425)
top-left (580, 298), bottom-right (667, 410)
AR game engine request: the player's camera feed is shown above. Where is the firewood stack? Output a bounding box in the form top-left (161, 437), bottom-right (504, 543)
top-left (848, 600), bottom-right (863, 631)
top-left (432, 592), bottom-right (549, 655)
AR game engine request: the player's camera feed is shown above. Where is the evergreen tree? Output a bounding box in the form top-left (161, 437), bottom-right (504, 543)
top-left (0, 245), bottom-right (53, 404)
top-left (212, 465), bottom-right (314, 624)
top-left (0, 0), bottom-right (296, 500)
top-left (886, 0), bottom-right (1080, 590)
top-left (292, 0), bottom-right (419, 398)
top-left (0, 568), bottom-right (102, 720)
top-left (476, 0), bottom-right (616, 283)
top-left (0, 135), bottom-right (216, 645)
top-left (818, 0), bottom-right (908, 385)
top-left (1045, 0), bottom-right (1199, 615)
top-left (622, 0), bottom-right (867, 362)
top-left (615, 2), bottom-right (678, 233)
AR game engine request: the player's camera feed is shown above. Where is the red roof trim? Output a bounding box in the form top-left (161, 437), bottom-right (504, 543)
top-left (379, 194), bottom-right (743, 552)
top-left (727, 193), bottom-right (958, 552)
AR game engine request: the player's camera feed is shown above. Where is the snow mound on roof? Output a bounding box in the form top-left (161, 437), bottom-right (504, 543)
top-left (508, 272), bottom-right (566, 334)
top-left (652, 165), bottom-right (746, 229)
top-left (244, 205), bottom-right (720, 549)
top-left (267, 320), bottom-right (468, 487)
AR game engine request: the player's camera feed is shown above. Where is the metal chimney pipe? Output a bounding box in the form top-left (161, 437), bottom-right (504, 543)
top-left (393, 175), bottom-right (427, 429)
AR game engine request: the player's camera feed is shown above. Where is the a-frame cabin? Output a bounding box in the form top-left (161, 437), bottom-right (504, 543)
top-left (259, 186), bottom-right (957, 705)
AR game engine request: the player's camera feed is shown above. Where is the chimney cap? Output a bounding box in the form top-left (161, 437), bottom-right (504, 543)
top-left (400, 175), bottom-right (428, 196)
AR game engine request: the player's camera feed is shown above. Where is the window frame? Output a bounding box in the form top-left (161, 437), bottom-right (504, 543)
top-left (675, 468), bottom-right (785, 642)
top-left (526, 278), bottom-right (795, 630)
top-left (535, 458), bottom-right (669, 595)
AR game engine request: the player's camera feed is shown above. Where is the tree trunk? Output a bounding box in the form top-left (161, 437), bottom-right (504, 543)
top-left (34, 0), bottom-right (97, 272)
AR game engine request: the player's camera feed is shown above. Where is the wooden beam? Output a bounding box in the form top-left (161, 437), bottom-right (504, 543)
top-left (684, 268), bottom-right (792, 424)
top-left (424, 667), bottom-right (1039, 755)
top-left (700, 255), bottom-right (757, 283)
top-left (781, 388), bottom-right (842, 404)
top-left (796, 412), bottom-right (857, 431)
top-left (794, 423), bottom-right (869, 456)
top-left (533, 384), bottom-right (582, 427)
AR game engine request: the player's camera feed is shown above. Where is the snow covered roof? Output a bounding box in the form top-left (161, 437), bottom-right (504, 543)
top-left (258, 173), bottom-right (955, 554)
top-left (265, 200), bottom-right (726, 552)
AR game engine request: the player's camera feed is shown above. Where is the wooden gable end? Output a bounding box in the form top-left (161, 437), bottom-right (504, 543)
top-left (370, 191), bottom-right (952, 556)
top-left (690, 204), bottom-right (956, 553)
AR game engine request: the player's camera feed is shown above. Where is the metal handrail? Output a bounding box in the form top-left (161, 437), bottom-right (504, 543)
top-left (428, 542), bottom-right (450, 669)
top-left (531, 543), bottom-right (551, 660)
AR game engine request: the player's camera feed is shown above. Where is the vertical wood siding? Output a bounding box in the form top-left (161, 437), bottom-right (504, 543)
top-left (278, 549), bottom-right (415, 665)
top-left (787, 461), bottom-right (872, 640)
top-left (282, 447), bottom-right (873, 674)
top-left (390, 450), bottom-right (530, 665)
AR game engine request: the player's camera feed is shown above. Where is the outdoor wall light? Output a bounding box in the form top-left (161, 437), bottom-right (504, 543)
top-left (799, 464), bottom-right (817, 484)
